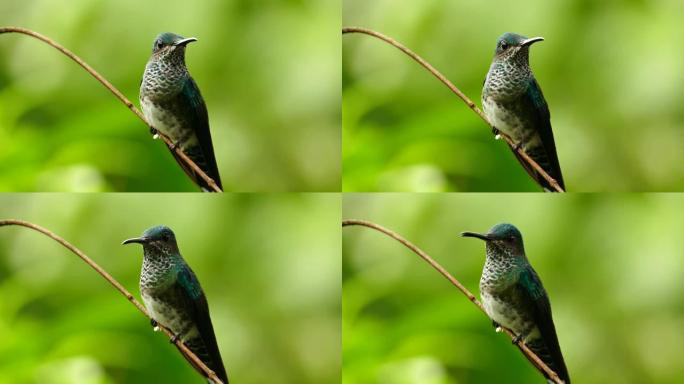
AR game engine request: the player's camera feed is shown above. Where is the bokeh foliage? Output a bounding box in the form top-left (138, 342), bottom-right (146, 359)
top-left (343, 0), bottom-right (684, 192)
top-left (343, 193), bottom-right (684, 383)
top-left (0, 193), bottom-right (341, 383)
top-left (0, 0), bottom-right (340, 192)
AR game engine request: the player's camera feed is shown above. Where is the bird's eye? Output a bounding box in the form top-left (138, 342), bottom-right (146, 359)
top-left (500, 41), bottom-right (509, 50)
top-left (155, 40), bottom-right (164, 51)
top-left (162, 233), bottom-right (169, 241)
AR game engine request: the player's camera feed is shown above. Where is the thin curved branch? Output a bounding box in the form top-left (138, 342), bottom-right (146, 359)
top-left (342, 219), bottom-right (564, 384)
top-left (342, 26), bottom-right (564, 192)
top-left (0, 26), bottom-right (222, 192)
top-left (0, 219), bottom-right (224, 384)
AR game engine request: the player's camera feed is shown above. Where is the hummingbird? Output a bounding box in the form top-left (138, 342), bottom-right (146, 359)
top-left (482, 33), bottom-right (565, 192)
top-left (461, 223), bottom-right (570, 383)
top-left (123, 225), bottom-right (229, 383)
top-left (140, 32), bottom-right (223, 192)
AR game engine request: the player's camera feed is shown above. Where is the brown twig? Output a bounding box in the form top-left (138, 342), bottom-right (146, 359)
top-left (0, 219), bottom-right (224, 384)
top-left (342, 26), bottom-right (564, 192)
top-left (342, 219), bottom-right (564, 384)
top-left (0, 26), bottom-right (222, 192)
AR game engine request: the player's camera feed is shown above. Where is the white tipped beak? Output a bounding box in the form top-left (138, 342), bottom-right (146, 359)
top-left (521, 37), bottom-right (544, 47)
top-left (174, 37), bottom-right (198, 46)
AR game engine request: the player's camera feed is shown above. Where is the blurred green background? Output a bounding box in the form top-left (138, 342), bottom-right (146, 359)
top-left (343, 0), bottom-right (684, 192)
top-left (0, 0), bottom-right (340, 191)
top-left (343, 193), bottom-right (684, 383)
top-left (0, 193), bottom-right (341, 383)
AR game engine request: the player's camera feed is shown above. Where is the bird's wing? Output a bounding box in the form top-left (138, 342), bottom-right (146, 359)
top-left (517, 78), bottom-right (565, 190)
top-left (175, 266), bottom-right (229, 383)
top-left (516, 267), bottom-right (570, 383)
top-left (169, 76), bottom-right (223, 190)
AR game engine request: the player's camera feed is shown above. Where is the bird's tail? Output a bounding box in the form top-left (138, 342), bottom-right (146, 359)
top-left (177, 337), bottom-right (229, 383)
top-left (511, 146), bottom-right (565, 192)
top-left (526, 337), bottom-right (570, 383)
top-left (169, 146), bottom-right (223, 192)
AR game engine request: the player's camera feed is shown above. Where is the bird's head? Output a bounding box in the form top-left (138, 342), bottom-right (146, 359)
top-left (123, 225), bottom-right (180, 255)
top-left (462, 223), bottom-right (525, 256)
top-left (493, 32), bottom-right (543, 63)
top-left (150, 32), bottom-right (197, 61)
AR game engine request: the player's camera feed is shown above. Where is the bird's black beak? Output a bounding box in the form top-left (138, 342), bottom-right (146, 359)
top-left (461, 231), bottom-right (491, 241)
top-left (122, 236), bottom-right (149, 245)
top-left (174, 37), bottom-right (197, 47)
top-left (520, 37), bottom-right (544, 47)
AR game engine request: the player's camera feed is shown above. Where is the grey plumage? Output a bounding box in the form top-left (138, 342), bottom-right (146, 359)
top-left (140, 32), bottom-right (222, 191)
top-left (463, 224), bottom-right (570, 383)
top-left (124, 226), bottom-right (228, 383)
top-left (482, 33), bottom-right (564, 191)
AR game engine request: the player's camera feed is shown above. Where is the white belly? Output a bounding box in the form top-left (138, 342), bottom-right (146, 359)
top-left (140, 97), bottom-right (198, 149)
top-left (481, 291), bottom-right (539, 340)
top-left (141, 292), bottom-right (199, 342)
top-left (482, 97), bottom-right (541, 150)
top-left (483, 98), bottom-right (523, 139)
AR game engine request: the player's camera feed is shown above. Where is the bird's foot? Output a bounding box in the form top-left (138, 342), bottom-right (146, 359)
top-left (512, 141), bottom-right (523, 151)
top-left (169, 140), bottom-right (182, 151)
top-left (512, 332), bottom-right (527, 345)
top-left (492, 127), bottom-right (501, 140)
top-left (492, 320), bottom-right (502, 333)
top-left (170, 332), bottom-right (182, 344)
top-left (150, 318), bottom-right (160, 332)
top-left (150, 127), bottom-right (160, 139)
